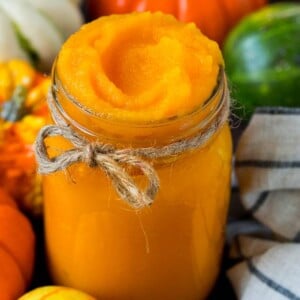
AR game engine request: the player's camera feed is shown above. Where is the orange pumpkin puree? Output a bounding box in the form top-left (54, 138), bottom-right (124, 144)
top-left (43, 12), bottom-right (232, 300)
top-left (57, 12), bottom-right (223, 122)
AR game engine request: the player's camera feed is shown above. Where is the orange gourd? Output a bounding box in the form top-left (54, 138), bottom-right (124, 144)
top-left (0, 59), bottom-right (50, 215)
top-left (85, 0), bottom-right (267, 45)
top-left (0, 187), bottom-right (35, 300)
top-left (0, 186), bottom-right (17, 208)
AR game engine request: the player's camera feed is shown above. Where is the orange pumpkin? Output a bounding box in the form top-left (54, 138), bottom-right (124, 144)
top-left (0, 59), bottom-right (50, 215)
top-left (85, 0), bottom-right (267, 45)
top-left (0, 187), bottom-right (35, 300)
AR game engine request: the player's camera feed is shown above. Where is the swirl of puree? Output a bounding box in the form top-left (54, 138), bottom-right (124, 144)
top-left (56, 12), bottom-right (223, 122)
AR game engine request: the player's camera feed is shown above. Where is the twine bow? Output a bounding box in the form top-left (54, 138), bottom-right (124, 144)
top-left (34, 70), bottom-right (230, 209)
top-left (35, 124), bottom-right (160, 209)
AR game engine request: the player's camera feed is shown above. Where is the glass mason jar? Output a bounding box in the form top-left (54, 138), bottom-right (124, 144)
top-left (41, 63), bottom-right (232, 299)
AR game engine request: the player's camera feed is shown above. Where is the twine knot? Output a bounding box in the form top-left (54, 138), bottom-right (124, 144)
top-left (84, 143), bottom-right (113, 167)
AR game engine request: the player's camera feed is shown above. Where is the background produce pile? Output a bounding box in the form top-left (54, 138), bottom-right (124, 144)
top-left (0, 0), bottom-right (298, 298)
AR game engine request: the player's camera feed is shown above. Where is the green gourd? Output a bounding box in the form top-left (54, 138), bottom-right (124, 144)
top-left (223, 2), bottom-right (300, 119)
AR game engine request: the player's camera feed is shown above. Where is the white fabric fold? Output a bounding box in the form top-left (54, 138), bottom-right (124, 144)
top-left (228, 107), bottom-right (300, 299)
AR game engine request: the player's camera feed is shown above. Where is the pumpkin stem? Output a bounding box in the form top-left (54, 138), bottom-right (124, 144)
top-left (0, 86), bottom-right (29, 122)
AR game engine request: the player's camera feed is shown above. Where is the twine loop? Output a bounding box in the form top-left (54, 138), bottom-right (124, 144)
top-left (34, 71), bottom-right (230, 209)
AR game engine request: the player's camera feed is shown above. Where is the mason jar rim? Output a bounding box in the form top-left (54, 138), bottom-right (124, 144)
top-left (52, 61), bottom-right (225, 123)
top-left (50, 61), bottom-right (227, 146)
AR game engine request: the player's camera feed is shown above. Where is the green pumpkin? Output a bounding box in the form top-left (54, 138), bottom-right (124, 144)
top-left (223, 3), bottom-right (300, 119)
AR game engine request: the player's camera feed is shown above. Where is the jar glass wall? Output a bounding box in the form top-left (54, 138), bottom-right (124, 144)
top-left (42, 63), bottom-right (232, 299)
top-left (37, 11), bottom-right (233, 300)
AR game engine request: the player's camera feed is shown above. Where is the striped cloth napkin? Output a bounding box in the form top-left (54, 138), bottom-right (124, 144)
top-left (227, 107), bottom-right (300, 300)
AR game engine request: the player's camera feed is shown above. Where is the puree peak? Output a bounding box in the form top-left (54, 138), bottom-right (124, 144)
top-left (56, 12), bottom-right (223, 122)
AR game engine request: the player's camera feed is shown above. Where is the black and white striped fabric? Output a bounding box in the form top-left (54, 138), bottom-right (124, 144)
top-left (227, 107), bottom-right (300, 300)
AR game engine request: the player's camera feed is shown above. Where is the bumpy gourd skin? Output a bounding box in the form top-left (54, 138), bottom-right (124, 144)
top-left (57, 12), bottom-right (223, 122)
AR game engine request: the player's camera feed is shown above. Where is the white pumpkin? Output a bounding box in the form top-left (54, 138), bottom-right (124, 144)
top-left (0, 0), bottom-right (83, 71)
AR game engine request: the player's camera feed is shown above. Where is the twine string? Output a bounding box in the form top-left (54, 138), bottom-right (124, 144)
top-left (34, 72), bottom-right (230, 209)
